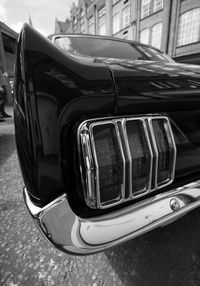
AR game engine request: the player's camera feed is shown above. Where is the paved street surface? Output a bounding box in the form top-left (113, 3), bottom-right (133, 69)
top-left (2, 107), bottom-right (200, 285)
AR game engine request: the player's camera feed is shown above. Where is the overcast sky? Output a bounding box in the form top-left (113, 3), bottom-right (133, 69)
top-left (0, 0), bottom-right (78, 36)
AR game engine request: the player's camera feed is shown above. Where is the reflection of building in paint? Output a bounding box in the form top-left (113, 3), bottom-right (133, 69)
top-left (55, 0), bottom-right (200, 65)
top-left (0, 22), bottom-right (18, 104)
top-left (37, 92), bottom-right (59, 156)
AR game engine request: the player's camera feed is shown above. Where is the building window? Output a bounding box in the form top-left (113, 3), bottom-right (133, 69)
top-left (98, 6), bottom-right (106, 35)
top-left (88, 16), bottom-right (95, 34)
top-left (141, 0), bottom-right (163, 18)
top-left (113, 12), bottom-right (120, 34)
top-left (151, 22), bottom-right (162, 49)
top-left (177, 8), bottom-right (200, 46)
top-left (122, 5), bottom-right (130, 28)
top-left (153, 0), bottom-right (163, 13)
top-left (140, 28), bottom-right (150, 44)
top-left (80, 10), bottom-right (85, 33)
top-left (141, 0), bottom-right (151, 18)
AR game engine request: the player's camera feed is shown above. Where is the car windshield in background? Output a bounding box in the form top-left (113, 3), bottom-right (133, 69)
top-left (54, 36), bottom-right (173, 63)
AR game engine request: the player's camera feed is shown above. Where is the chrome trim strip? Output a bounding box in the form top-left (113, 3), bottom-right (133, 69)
top-left (80, 130), bottom-right (96, 207)
top-left (164, 118), bottom-right (177, 186)
top-left (115, 120), bottom-right (126, 201)
top-left (143, 119), bottom-right (154, 192)
top-left (121, 119), bottom-right (133, 199)
top-left (148, 117), bottom-right (158, 190)
top-left (23, 179), bottom-right (200, 255)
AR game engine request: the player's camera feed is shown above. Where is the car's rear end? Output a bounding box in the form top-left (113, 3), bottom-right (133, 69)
top-left (14, 24), bottom-right (200, 255)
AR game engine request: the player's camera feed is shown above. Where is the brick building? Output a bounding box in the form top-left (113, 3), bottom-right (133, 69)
top-left (55, 0), bottom-right (200, 65)
top-left (0, 22), bottom-right (18, 104)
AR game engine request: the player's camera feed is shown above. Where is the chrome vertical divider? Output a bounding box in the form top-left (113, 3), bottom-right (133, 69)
top-left (79, 126), bottom-right (96, 208)
top-left (121, 119), bottom-right (133, 199)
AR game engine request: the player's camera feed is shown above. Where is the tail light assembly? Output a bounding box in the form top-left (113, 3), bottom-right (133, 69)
top-left (78, 115), bottom-right (176, 209)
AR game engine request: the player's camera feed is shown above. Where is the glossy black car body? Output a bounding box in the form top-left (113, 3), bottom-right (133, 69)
top-left (14, 24), bottom-right (200, 254)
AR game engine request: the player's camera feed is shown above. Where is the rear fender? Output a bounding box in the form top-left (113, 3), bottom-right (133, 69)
top-left (14, 24), bottom-right (115, 204)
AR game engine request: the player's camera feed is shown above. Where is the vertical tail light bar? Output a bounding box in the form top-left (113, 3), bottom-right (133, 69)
top-left (79, 121), bottom-right (125, 209)
top-left (80, 130), bottom-right (97, 207)
top-left (91, 122), bottom-right (125, 208)
top-left (78, 115), bottom-right (176, 209)
top-left (149, 117), bottom-right (177, 189)
top-left (123, 119), bottom-right (153, 198)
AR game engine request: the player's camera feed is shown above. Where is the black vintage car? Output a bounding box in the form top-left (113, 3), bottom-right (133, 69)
top-left (14, 24), bottom-right (200, 255)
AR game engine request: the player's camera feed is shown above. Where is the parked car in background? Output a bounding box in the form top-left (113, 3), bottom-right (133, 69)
top-left (14, 24), bottom-right (200, 255)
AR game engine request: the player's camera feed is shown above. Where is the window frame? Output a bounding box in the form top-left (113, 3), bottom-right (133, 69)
top-left (153, 0), bottom-right (164, 13)
top-left (177, 8), bottom-right (200, 47)
top-left (141, 0), bottom-right (164, 19)
top-left (80, 9), bottom-right (85, 34)
top-left (88, 15), bottom-right (95, 35)
top-left (151, 22), bottom-right (163, 49)
top-left (98, 6), bottom-right (106, 36)
top-left (122, 5), bottom-right (130, 29)
top-left (141, 0), bottom-right (152, 19)
top-left (140, 28), bottom-right (150, 45)
top-left (112, 11), bottom-right (121, 34)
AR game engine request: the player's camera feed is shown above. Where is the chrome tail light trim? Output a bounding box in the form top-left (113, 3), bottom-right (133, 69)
top-left (148, 116), bottom-right (177, 189)
top-left (89, 121), bottom-right (126, 209)
top-left (80, 129), bottom-right (96, 207)
top-left (78, 115), bottom-right (177, 209)
top-left (123, 118), bottom-right (153, 199)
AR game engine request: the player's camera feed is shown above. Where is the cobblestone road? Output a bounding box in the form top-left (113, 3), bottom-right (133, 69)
top-left (1, 113), bottom-right (200, 285)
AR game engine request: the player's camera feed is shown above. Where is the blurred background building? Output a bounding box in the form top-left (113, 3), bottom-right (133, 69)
top-left (55, 0), bottom-right (200, 65)
top-left (0, 22), bottom-right (18, 104)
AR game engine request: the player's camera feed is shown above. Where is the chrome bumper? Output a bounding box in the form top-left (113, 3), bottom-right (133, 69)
top-left (23, 180), bottom-right (200, 255)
